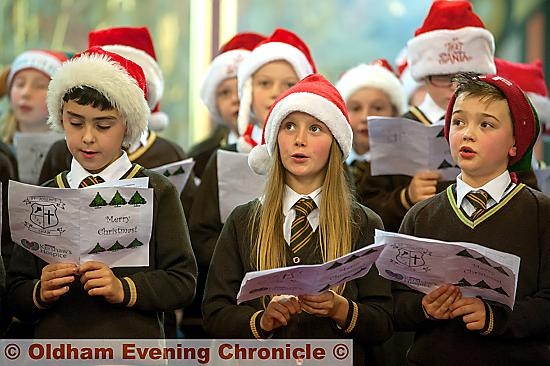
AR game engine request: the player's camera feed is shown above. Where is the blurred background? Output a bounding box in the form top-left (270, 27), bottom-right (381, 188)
top-left (0, 0), bottom-right (548, 157)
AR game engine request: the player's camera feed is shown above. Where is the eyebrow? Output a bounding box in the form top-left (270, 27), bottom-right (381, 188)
top-left (66, 110), bottom-right (118, 121)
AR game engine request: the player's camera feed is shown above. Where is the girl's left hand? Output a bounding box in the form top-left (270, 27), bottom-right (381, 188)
top-left (79, 261), bottom-right (124, 304)
top-left (299, 291), bottom-right (348, 325)
top-left (449, 297), bottom-right (486, 331)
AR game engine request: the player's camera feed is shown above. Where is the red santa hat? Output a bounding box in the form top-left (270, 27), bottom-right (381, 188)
top-left (200, 32), bottom-right (266, 123)
top-left (237, 28), bottom-right (316, 153)
top-left (495, 58), bottom-right (550, 127)
top-left (335, 59), bottom-right (406, 115)
top-left (248, 73), bottom-right (352, 175)
top-left (47, 47), bottom-right (149, 146)
top-left (444, 74), bottom-right (539, 172)
top-left (7, 50), bottom-right (69, 87)
top-left (407, 0), bottom-right (496, 82)
top-left (88, 26), bottom-right (167, 131)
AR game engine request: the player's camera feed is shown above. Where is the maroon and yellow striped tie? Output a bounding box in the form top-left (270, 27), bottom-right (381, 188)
top-left (79, 175), bottom-right (105, 188)
top-left (466, 190), bottom-right (489, 220)
top-left (290, 197), bottom-right (317, 254)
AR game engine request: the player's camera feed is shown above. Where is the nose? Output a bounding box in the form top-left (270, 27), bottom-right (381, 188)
top-left (462, 124), bottom-right (475, 141)
top-left (82, 125), bottom-right (96, 144)
top-left (294, 126), bottom-right (307, 146)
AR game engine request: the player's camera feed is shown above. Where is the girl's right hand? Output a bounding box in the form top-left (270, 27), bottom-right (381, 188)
top-left (408, 171), bottom-right (441, 204)
top-left (260, 295), bottom-right (302, 332)
top-left (40, 263), bottom-right (78, 304)
top-left (422, 284), bottom-right (461, 320)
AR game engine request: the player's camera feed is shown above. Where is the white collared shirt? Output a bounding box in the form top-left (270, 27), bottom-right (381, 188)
top-left (456, 171), bottom-right (515, 216)
top-left (227, 130), bottom-right (238, 145)
top-left (346, 148), bottom-right (371, 166)
top-left (127, 129), bottom-right (150, 154)
top-left (67, 151), bottom-right (132, 188)
top-left (417, 93), bottom-right (446, 125)
top-left (282, 185), bottom-right (322, 245)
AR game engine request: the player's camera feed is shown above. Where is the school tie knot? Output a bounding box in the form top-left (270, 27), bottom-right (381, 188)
top-left (466, 190), bottom-right (489, 220)
top-left (290, 198), bottom-right (317, 262)
top-left (293, 197), bottom-right (316, 218)
top-left (79, 175), bottom-right (105, 188)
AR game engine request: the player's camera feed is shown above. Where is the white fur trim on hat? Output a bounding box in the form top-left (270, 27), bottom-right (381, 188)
top-left (102, 44), bottom-right (164, 110)
top-left (7, 50), bottom-right (65, 87)
top-left (200, 49), bottom-right (249, 123)
top-left (528, 92), bottom-right (550, 127)
top-left (407, 27), bottom-right (496, 81)
top-left (336, 64), bottom-right (406, 115)
top-left (248, 91), bottom-right (352, 175)
top-left (47, 52), bottom-right (150, 145)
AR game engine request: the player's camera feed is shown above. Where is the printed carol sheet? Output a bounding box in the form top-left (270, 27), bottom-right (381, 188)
top-left (374, 230), bottom-right (520, 309)
top-left (368, 117), bottom-right (460, 181)
top-left (236, 242), bottom-right (385, 304)
top-left (8, 180), bottom-right (153, 268)
top-left (150, 158), bottom-right (195, 194)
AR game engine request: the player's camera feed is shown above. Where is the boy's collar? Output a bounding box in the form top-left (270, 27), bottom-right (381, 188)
top-left (455, 170), bottom-right (511, 207)
top-left (67, 151), bottom-right (132, 188)
top-left (417, 93), bottom-right (446, 125)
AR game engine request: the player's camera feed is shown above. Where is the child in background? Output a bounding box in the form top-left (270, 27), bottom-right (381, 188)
top-left (7, 47), bottom-right (197, 338)
top-left (189, 32), bottom-right (266, 179)
top-left (203, 74), bottom-right (392, 366)
top-left (394, 73), bottom-right (550, 365)
top-left (335, 59), bottom-right (406, 189)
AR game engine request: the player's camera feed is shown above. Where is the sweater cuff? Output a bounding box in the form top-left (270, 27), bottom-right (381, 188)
top-left (33, 280), bottom-right (51, 310)
top-left (480, 301), bottom-right (494, 336)
top-left (250, 310), bottom-right (272, 339)
top-left (121, 277), bottom-right (137, 307)
top-left (334, 299), bottom-right (358, 334)
top-left (400, 188), bottom-right (413, 210)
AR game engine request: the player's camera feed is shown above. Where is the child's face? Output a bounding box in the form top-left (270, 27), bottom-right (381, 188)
top-left (346, 87), bottom-right (396, 154)
top-left (449, 94), bottom-right (516, 187)
top-left (425, 74), bottom-right (456, 111)
top-left (251, 60), bottom-right (299, 127)
top-left (277, 111), bottom-right (333, 192)
top-left (9, 69), bottom-right (50, 131)
top-left (62, 100), bottom-right (126, 174)
top-left (215, 77), bottom-right (239, 132)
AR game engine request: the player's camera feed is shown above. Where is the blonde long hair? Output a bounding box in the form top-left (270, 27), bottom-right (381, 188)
top-left (250, 141), bottom-right (354, 299)
top-left (0, 67), bottom-right (17, 144)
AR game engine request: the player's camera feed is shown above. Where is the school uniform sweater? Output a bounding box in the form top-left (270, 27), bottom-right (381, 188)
top-left (202, 200), bottom-right (393, 366)
top-left (394, 184), bottom-right (550, 365)
top-left (6, 164), bottom-right (197, 338)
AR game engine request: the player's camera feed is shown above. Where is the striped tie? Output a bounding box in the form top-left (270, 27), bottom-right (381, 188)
top-left (466, 190), bottom-right (489, 220)
top-left (290, 197), bottom-right (317, 256)
top-left (350, 160), bottom-right (369, 189)
top-left (79, 175), bottom-right (105, 188)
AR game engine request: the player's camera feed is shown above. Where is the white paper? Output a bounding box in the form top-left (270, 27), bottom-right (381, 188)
top-left (150, 158), bottom-right (195, 194)
top-left (534, 168), bottom-right (550, 197)
top-left (369, 117), bottom-right (460, 181)
top-left (217, 150), bottom-right (265, 223)
top-left (236, 242), bottom-right (385, 304)
top-left (13, 132), bottom-right (65, 184)
top-left (8, 180), bottom-right (154, 268)
top-left (374, 230), bottom-right (520, 308)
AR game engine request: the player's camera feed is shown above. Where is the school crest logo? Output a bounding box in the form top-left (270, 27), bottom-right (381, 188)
top-left (23, 196), bottom-right (65, 236)
top-left (30, 203), bottom-right (58, 229)
top-left (396, 248), bottom-right (425, 267)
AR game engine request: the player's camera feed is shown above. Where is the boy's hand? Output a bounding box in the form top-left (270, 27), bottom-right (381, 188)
top-left (422, 284), bottom-right (461, 320)
top-left (260, 295), bottom-right (301, 332)
top-left (299, 291), bottom-right (348, 325)
top-left (449, 297), bottom-right (486, 331)
top-left (79, 261), bottom-right (124, 304)
top-left (408, 171), bottom-right (441, 204)
top-left (40, 263), bottom-right (78, 304)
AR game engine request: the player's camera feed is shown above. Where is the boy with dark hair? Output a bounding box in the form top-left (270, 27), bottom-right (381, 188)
top-left (7, 47), bottom-right (197, 338)
top-left (394, 73), bottom-right (550, 365)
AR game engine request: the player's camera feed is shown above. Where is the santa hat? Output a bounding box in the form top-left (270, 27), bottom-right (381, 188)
top-left (444, 74), bottom-right (539, 172)
top-left (407, 0), bottom-right (496, 81)
top-left (200, 32), bottom-right (266, 123)
top-left (88, 26), bottom-right (167, 131)
top-left (47, 47), bottom-right (150, 146)
top-left (248, 73), bottom-right (352, 175)
top-left (7, 50), bottom-right (69, 87)
top-left (335, 59), bottom-right (406, 115)
top-left (495, 58), bottom-right (550, 127)
top-left (237, 28), bottom-right (316, 153)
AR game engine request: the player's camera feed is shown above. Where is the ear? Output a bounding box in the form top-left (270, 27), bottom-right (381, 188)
top-left (508, 145), bottom-right (517, 157)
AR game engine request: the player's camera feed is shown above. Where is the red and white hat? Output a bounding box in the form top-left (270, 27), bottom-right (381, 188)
top-left (88, 26), bottom-right (167, 131)
top-left (200, 32), bottom-right (266, 123)
top-left (444, 74), bottom-right (539, 172)
top-left (335, 59), bottom-right (406, 115)
top-left (47, 47), bottom-right (149, 146)
top-left (248, 73), bottom-right (352, 175)
top-left (407, 0), bottom-right (496, 81)
top-left (495, 58), bottom-right (550, 127)
top-left (7, 50), bottom-right (69, 87)
top-left (237, 28), bottom-right (316, 152)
